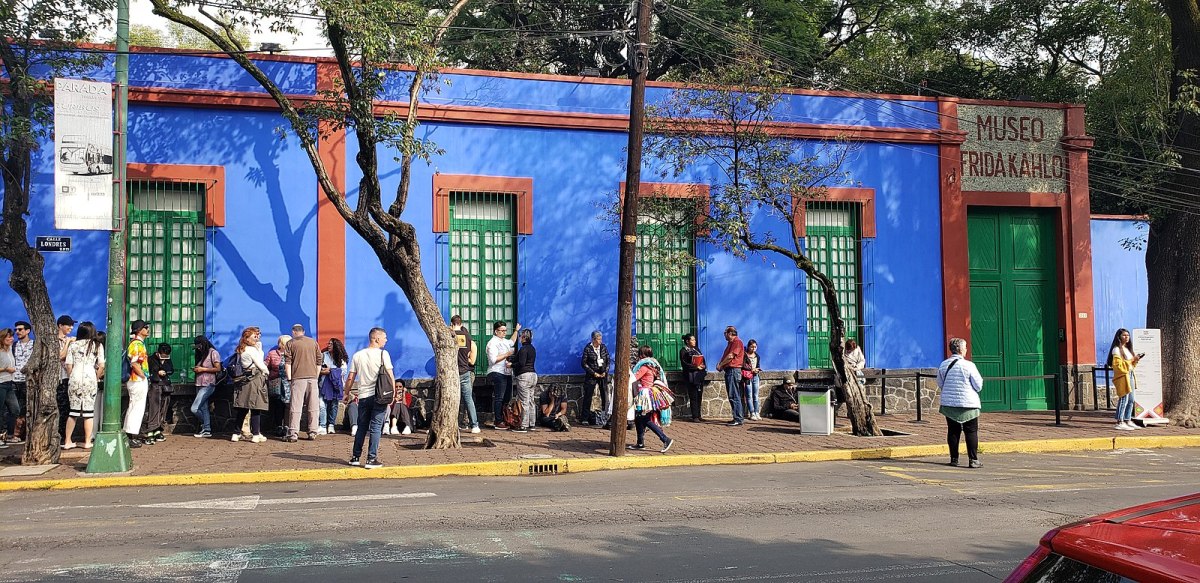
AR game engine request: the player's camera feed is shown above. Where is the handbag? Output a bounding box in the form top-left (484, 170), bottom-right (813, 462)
top-left (373, 349), bottom-right (395, 405)
top-left (741, 369), bottom-right (754, 380)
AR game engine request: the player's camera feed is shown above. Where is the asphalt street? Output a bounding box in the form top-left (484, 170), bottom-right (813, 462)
top-left (2, 447), bottom-right (1198, 582)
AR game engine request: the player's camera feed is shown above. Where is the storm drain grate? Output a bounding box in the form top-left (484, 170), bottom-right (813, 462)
top-left (527, 463), bottom-right (560, 476)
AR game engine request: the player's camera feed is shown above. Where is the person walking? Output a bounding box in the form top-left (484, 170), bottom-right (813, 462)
top-left (716, 326), bottom-right (746, 426)
top-left (319, 337), bottom-right (349, 435)
top-left (190, 335), bottom-right (221, 438)
top-left (123, 320), bottom-right (151, 448)
top-left (9, 321), bottom-right (33, 443)
top-left (451, 316), bottom-right (480, 434)
top-left (0, 328), bottom-right (18, 446)
top-left (344, 327), bottom-right (394, 469)
top-left (485, 321), bottom-right (520, 429)
top-left (284, 324), bottom-right (323, 442)
top-left (1108, 328), bottom-right (1143, 431)
top-left (628, 345), bottom-right (674, 453)
top-left (579, 330), bottom-right (610, 425)
top-left (512, 329), bottom-right (538, 432)
top-left (937, 337), bottom-right (984, 468)
top-left (679, 333), bottom-right (707, 422)
top-left (231, 327), bottom-right (269, 443)
top-left (742, 339), bottom-right (762, 421)
top-left (62, 322), bottom-right (104, 449)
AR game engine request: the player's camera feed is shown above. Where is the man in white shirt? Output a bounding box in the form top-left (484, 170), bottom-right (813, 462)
top-left (485, 321), bottom-right (520, 429)
top-left (344, 327), bottom-right (392, 469)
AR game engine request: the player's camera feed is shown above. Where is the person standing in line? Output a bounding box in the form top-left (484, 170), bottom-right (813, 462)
top-left (936, 337), bottom-right (984, 468)
top-left (90, 331), bottom-right (106, 443)
top-left (124, 320), bottom-right (152, 448)
top-left (344, 327), bottom-right (393, 469)
top-left (265, 335), bottom-right (290, 437)
top-left (319, 337), bottom-right (349, 435)
top-left (55, 315), bottom-right (75, 437)
top-left (742, 339), bottom-right (763, 421)
top-left (716, 326), bottom-right (746, 426)
top-left (512, 328), bottom-right (538, 432)
top-left (629, 345), bottom-right (674, 453)
top-left (486, 321), bottom-right (520, 429)
top-left (190, 335), bottom-right (221, 438)
top-left (679, 334), bottom-right (707, 422)
top-left (844, 338), bottom-right (866, 385)
top-left (9, 321), bottom-right (33, 443)
top-left (1108, 328), bottom-right (1143, 431)
top-left (284, 324), bottom-right (324, 442)
top-left (142, 343), bottom-right (174, 443)
top-left (579, 331), bottom-right (610, 426)
top-left (450, 315), bottom-right (480, 434)
top-left (0, 329), bottom-right (18, 446)
top-left (231, 327), bottom-right (269, 443)
top-left (62, 322), bottom-right (104, 449)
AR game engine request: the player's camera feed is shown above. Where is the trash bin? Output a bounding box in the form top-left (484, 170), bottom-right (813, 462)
top-left (796, 389), bottom-right (834, 436)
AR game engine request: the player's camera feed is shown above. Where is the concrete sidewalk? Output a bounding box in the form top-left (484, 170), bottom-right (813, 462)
top-left (2, 410), bottom-right (1197, 491)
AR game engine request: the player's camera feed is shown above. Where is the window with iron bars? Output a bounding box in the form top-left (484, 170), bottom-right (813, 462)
top-left (804, 201), bottom-right (861, 368)
top-left (635, 203), bottom-right (697, 371)
top-left (126, 180), bottom-right (207, 381)
top-left (449, 191), bottom-right (518, 374)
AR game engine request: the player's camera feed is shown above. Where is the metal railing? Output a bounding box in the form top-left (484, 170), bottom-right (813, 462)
top-left (1091, 365), bottom-right (1115, 410)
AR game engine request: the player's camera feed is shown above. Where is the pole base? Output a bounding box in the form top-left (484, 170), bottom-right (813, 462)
top-left (85, 430), bottom-right (133, 474)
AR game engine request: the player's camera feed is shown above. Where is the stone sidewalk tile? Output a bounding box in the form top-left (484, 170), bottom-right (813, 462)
top-left (1, 410), bottom-right (1194, 482)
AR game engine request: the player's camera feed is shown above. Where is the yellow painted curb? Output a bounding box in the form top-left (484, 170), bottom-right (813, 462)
top-left (1, 434), bottom-right (1198, 492)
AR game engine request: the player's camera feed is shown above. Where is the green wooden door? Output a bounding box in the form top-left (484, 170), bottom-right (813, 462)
top-left (967, 208), bottom-right (1058, 411)
top-left (635, 221), bottom-right (695, 371)
top-left (449, 192), bottom-right (517, 374)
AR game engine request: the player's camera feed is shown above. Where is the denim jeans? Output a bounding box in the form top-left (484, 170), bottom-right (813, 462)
top-left (190, 384), bottom-right (216, 433)
top-left (320, 398), bottom-right (339, 428)
top-left (459, 371), bottom-right (478, 428)
top-left (351, 398), bottom-right (389, 460)
top-left (0, 382), bottom-right (18, 436)
top-left (488, 372), bottom-right (513, 425)
top-left (634, 411), bottom-right (669, 446)
top-left (1115, 393), bottom-right (1135, 421)
top-left (723, 368), bottom-right (744, 423)
top-left (743, 375), bottom-right (760, 417)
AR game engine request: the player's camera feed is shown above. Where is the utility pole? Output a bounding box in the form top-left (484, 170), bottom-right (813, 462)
top-left (88, 0), bottom-right (132, 473)
top-left (610, 0), bottom-right (653, 456)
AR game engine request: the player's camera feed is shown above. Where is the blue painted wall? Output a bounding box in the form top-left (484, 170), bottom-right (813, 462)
top-left (1091, 218), bottom-right (1148, 365)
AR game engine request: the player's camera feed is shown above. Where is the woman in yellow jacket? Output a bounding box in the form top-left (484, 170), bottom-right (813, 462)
top-left (1107, 328), bottom-right (1142, 431)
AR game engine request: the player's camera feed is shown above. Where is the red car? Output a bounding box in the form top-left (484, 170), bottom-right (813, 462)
top-left (1005, 492), bottom-right (1200, 582)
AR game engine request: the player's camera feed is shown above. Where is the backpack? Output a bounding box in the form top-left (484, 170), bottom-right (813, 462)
top-left (215, 352), bottom-right (244, 387)
top-left (503, 398), bottom-right (524, 429)
top-left (120, 352), bottom-right (132, 383)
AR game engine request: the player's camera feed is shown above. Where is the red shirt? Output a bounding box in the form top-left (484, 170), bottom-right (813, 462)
top-left (721, 338), bottom-right (744, 370)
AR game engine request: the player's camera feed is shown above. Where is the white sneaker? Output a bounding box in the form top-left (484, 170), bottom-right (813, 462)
top-left (317, 427), bottom-right (327, 435)
top-left (1126, 421), bottom-right (1142, 430)
top-left (231, 433), bottom-right (240, 442)
top-left (1115, 422), bottom-right (1132, 431)
top-left (401, 426), bottom-right (412, 435)
top-left (750, 413), bottom-right (761, 421)
top-left (327, 424), bottom-right (335, 434)
top-left (350, 425), bottom-right (358, 437)
top-left (470, 426), bottom-right (481, 434)
top-left (251, 434), bottom-right (267, 443)
top-left (382, 426), bottom-right (391, 435)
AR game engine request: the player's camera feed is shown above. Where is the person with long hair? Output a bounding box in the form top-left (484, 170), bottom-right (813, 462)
top-left (1107, 328), bottom-right (1143, 431)
top-left (742, 339), bottom-right (762, 420)
top-left (231, 326), bottom-right (269, 442)
top-left (266, 335), bottom-right (291, 437)
top-left (319, 337), bottom-right (349, 434)
top-left (190, 335), bottom-right (221, 438)
top-left (63, 321), bottom-right (105, 449)
top-left (629, 344), bottom-right (674, 453)
top-left (0, 328), bottom-right (18, 446)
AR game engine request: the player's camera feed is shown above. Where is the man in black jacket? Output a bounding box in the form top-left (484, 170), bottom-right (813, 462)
top-left (579, 330), bottom-right (610, 425)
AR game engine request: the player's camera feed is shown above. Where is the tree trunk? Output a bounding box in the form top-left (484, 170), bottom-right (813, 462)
top-left (374, 249), bottom-right (462, 449)
top-left (809, 265), bottom-right (881, 437)
top-left (1153, 0), bottom-right (1200, 428)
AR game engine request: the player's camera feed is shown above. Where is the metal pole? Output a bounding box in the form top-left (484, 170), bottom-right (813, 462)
top-left (1092, 367), bottom-right (1099, 411)
top-left (609, 0), bottom-right (653, 456)
top-left (1104, 366), bottom-right (1111, 409)
top-left (879, 368), bottom-right (887, 416)
top-left (87, 0), bottom-right (132, 473)
top-left (1053, 367), bottom-right (1062, 426)
top-left (914, 371), bottom-right (923, 422)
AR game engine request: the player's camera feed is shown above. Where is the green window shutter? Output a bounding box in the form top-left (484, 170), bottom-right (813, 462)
top-left (449, 192), bottom-right (517, 374)
top-left (805, 202), bottom-right (860, 369)
top-left (127, 181), bottom-right (206, 381)
top-left (635, 210), bottom-right (696, 371)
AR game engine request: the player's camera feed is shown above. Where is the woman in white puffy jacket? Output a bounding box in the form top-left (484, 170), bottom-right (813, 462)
top-left (936, 338), bottom-right (984, 468)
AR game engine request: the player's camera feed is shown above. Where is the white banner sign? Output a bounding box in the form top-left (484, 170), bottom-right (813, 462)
top-left (54, 78), bottom-right (113, 230)
top-left (1131, 328), bottom-right (1168, 425)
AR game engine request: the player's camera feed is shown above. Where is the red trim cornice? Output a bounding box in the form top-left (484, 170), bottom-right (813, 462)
top-left (126, 163), bottom-right (225, 226)
top-left (792, 187), bottom-right (878, 238)
top-left (433, 174), bottom-right (534, 235)
top-left (618, 182), bottom-right (712, 235)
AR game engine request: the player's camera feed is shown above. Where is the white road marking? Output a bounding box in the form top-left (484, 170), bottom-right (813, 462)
top-left (33, 492), bottom-right (437, 513)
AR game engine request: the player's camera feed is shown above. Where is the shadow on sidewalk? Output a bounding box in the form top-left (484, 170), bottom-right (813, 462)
top-left (272, 452), bottom-right (347, 465)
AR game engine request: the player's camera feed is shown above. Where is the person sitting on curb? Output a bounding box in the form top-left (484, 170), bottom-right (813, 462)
top-left (769, 380), bottom-right (799, 422)
top-left (538, 386), bottom-right (570, 431)
top-left (387, 378), bottom-right (414, 435)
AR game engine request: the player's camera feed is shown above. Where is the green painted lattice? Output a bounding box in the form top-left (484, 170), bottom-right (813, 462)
top-left (635, 220), bottom-right (695, 371)
top-left (449, 192), bottom-right (517, 374)
top-left (126, 181), bottom-right (206, 382)
top-left (805, 202), bottom-right (860, 369)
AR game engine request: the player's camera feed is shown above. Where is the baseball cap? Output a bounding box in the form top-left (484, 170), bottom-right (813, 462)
top-left (57, 315), bottom-right (75, 326)
top-left (130, 319), bottom-right (149, 334)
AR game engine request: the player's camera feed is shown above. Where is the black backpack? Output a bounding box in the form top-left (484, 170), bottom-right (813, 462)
top-left (215, 352), bottom-right (243, 387)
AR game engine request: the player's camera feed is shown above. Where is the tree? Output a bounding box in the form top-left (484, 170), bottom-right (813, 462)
top-left (0, 0), bottom-right (114, 464)
top-left (1150, 0), bottom-right (1200, 427)
top-left (148, 0), bottom-right (476, 448)
top-left (640, 47), bottom-right (881, 436)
